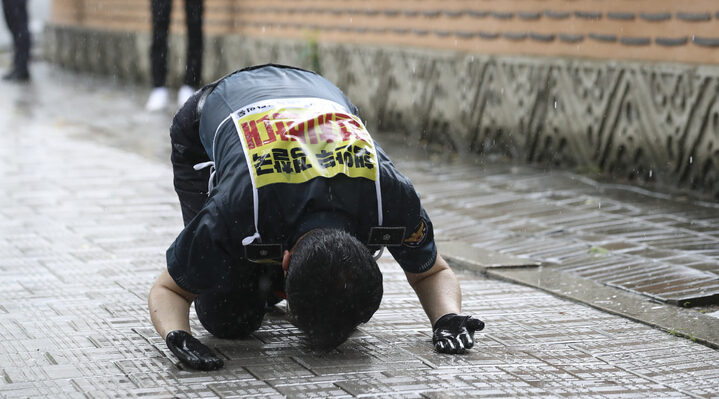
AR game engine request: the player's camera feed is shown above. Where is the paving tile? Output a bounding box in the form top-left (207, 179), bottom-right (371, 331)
top-left (1, 62), bottom-right (719, 398)
top-left (245, 360), bottom-right (314, 381)
top-left (335, 373), bottom-right (475, 397)
top-left (273, 382), bottom-right (353, 398)
top-left (206, 379), bottom-right (282, 398)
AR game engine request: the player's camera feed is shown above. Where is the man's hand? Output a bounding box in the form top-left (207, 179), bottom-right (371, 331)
top-left (165, 330), bottom-right (224, 370)
top-left (432, 313), bottom-right (484, 354)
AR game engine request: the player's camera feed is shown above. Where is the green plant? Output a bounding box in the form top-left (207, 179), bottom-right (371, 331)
top-left (588, 246), bottom-right (609, 256)
top-left (299, 31), bottom-right (322, 74)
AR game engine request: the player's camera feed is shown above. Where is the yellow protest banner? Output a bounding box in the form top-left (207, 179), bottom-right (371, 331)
top-left (232, 99), bottom-right (378, 188)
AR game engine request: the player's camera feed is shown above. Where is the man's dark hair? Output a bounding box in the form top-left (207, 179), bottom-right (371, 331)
top-left (285, 228), bottom-right (383, 350)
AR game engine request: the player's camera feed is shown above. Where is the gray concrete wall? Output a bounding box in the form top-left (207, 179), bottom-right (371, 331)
top-left (43, 25), bottom-right (719, 199)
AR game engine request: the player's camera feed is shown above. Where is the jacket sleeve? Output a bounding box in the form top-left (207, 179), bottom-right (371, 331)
top-left (377, 147), bottom-right (438, 274)
top-left (166, 196), bottom-right (235, 294)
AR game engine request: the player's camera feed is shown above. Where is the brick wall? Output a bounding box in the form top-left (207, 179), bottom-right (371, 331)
top-left (50, 0), bottom-right (719, 65)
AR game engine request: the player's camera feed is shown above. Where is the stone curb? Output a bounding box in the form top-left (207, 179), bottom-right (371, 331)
top-left (440, 241), bottom-right (719, 350)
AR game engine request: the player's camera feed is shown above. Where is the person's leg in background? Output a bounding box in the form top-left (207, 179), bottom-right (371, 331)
top-left (1, 0), bottom-right (31, 81)
top-left (177, 0), bottom-right (203, 106)
top-left (146, 0), bottom-right (172, 111)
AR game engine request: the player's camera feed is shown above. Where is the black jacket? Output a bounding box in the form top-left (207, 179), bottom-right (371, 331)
top-left (167, 65), bottom-right (437, 294)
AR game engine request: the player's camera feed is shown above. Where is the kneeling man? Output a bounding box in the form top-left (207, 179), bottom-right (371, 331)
top-left (148, 64), bottom-right (484, 370)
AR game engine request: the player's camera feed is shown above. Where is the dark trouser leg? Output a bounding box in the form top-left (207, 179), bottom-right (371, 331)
top-left (183, 0), bottom-right (203, 87)
top-left (194, 265), bottom-right (282, 339)
top-left (174, 187), bottom-right (209, 225)
top-left (169, 90), bottom-right (211, 225)
top-left (150, 0), bottom-right (172, 87)
top-left (171, 139), bottom-right (210, 225)
top-left (2, 0), bottom-right (30, 73)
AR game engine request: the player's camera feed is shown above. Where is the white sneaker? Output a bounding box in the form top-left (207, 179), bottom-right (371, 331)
top-left (145, 87), bottom-right (169, 111)
top-left (177, 85), bottom-right (195, 107)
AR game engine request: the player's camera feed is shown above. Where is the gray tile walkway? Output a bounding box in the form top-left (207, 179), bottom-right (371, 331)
top-left (1, 62), bottom-right (719, 398)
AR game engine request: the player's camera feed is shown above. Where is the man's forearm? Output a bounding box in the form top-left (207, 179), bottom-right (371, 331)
top-left (148, 270), bottom-right (224, 370)
top-left (406, 254), bottom-right (461, 325)
top-left (148, 269), bottom-right (195, 339)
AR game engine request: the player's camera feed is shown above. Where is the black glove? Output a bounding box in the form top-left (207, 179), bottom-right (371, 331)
top-left (432, 313), bottom-right (485, 354)
top-left (165, 330), bottom-right (224, 371)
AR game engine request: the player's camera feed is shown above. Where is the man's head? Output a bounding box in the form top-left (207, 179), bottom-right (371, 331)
top-left (284, 228), bottom-right (383, 350)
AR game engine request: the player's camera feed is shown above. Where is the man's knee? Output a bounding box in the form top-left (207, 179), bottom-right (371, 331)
top-left (194, 293), bottom-right (266, 339)
top-left (198, 311), bottom-right (264, 339)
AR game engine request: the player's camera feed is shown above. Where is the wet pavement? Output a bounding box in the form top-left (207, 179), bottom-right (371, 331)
top-left (1, 61), bottom-right (719, 398)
